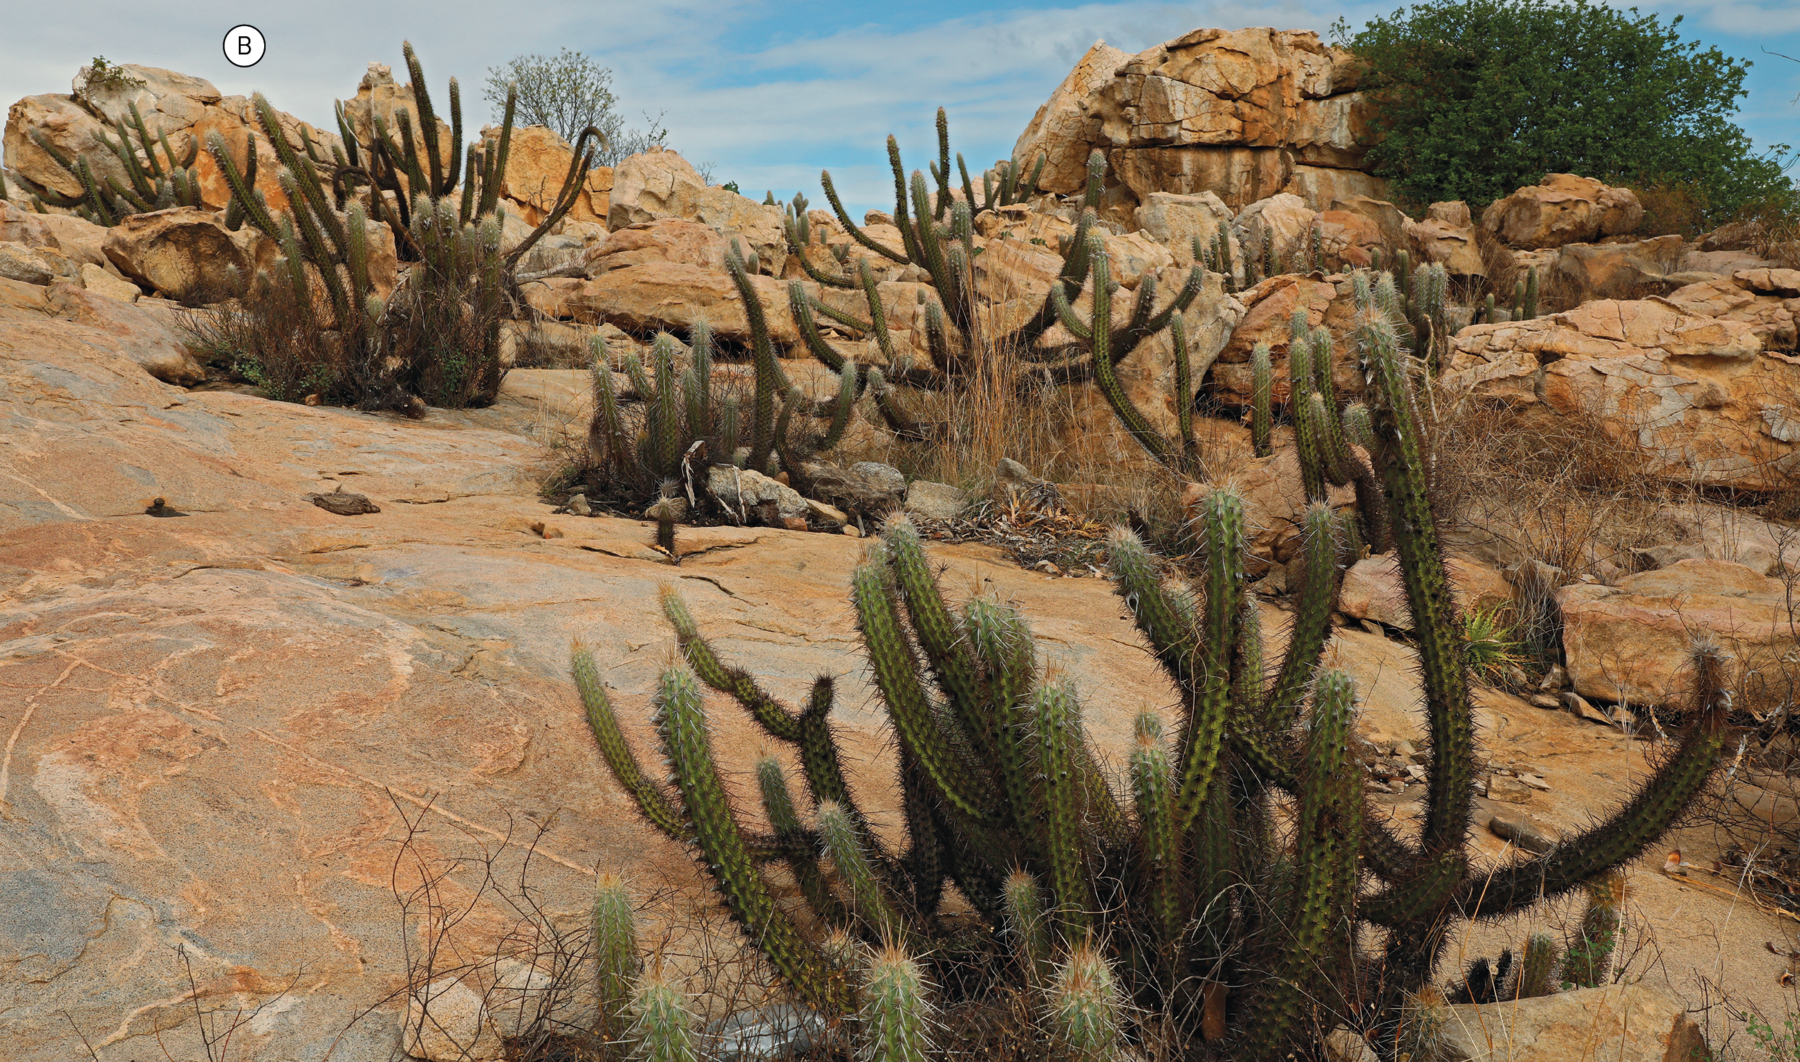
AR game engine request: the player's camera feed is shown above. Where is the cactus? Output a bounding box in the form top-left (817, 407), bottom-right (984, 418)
top-left (628, 971), bottom-right (700, 1062)
top-left (860, 945), bottom-right (933, 1062)
top-left (1250, 341), bottom-right (1274, 458)
top-left (570, 293), bottom-right (1730, 1054)
top-left (1522, 265), bottom-right (1540, 320)
top-left (1562, 871), bottom-right (1624, 988)
top-left (1515, 932), bottom-right (1559, 999)
top-left (1048, 941), bottom-right (1125, 1062)
top-left (1047, 233), bottom-right (1206, 473)
top-left (594, 873), bottom-right (640, 1047)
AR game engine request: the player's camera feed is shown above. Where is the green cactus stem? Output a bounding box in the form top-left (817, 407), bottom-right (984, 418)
top-left (1049, 941), bottom-right (1125, 1062)
top-left (593, 872), bottom-right (640, 1047)
top-left (628, 971), bottom-right (700, 1062)
top-left (1250, 342), bottom-right (1274, 458)
top-left (860, 944), bottom-right (933, 1062)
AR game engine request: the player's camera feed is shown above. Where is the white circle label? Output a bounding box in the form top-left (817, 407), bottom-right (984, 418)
top-left (223, 25), bottom-right (266, 68)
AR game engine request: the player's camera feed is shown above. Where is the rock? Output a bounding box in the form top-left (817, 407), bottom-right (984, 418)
top-left (1317, 209), bottom-right (1384, 269)
top-left (1183, 449), bottom-right (1356, 573)
top-left (1133, 191), bottom-right (1238, 266)
top-left (585, 218), bottom-right (728, 274)
top-left (1441, 299), bottom-right (1793, 490)
top-left (606, 148), bottom-right (785, 276)
top-left (0, 242), bottom-right (54, 284)
top-left (1282, 167), bottom-right (1392, 217)
top-left (1322, 1027), bottom-right (1379, 1062)
top-left (405, 976), bottom-right (503, 1061)
top-left (1485, 773), bottom-right (1534, 802)
top-left (5, 65), bottom-right (334, 215)
top-left (530, 263), bottom-right (804, 347)
top-left (1552, 234), bottom-right (1686, 304)
top-left (1405, 201), bottom-right (1485, 277)
top-left (904, 480), bottom-right (968, 520)
top-left (1559, 558), bottom-right (1800, 706)
top-left (708, 465), bottom-right (807, 521)
top-left (706, 1004), bottom-right (828, 1061)
top-left (800, 460), bottom-right (906, 518)
top-left (1233, 193), bottom-right (1319, 267)
top-left (803, 498), bottom-right (849, 526)
top-left (1488, 810), bottom-right (1557, 853)
top-left (478, 124), bottom-right (610, 226)
top-left (1433, 983), bottom-right (1707, 1062)
top-left (1663, 269), bottom-right (1800, 352)
top-left (1337, 554), bottom-right (1513, 630)
top-left (101, 207), bottom-right (276, 302)
top-left (1480, 173), bottom-right (1645, 250)
top-left (1214, 274), bottom-right (1342, 397)
top-left (1012, 29), bottom-right (1379, 211)
top-left (79, 262), bottom-right (141, 302)
top-left (306, 489), bottom-right (380, 515)
top-left (1330, 194), bottom-right (1412, 252)
top-left (1560, 690), bottom-right (1614, 725)
top-left (41, 279), bottom-right (205, 384)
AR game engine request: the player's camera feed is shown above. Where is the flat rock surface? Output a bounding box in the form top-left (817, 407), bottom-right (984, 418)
top-left (0, 301), bottom-right (1788, 1058)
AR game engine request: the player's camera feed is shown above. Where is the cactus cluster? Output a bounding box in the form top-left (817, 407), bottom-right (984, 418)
top-left (203, 42), bottom-right (601, 412)
top-left (570, 280), bottom-right (1729, 1056)
top-left (25, 98), bottom-right (204, 224)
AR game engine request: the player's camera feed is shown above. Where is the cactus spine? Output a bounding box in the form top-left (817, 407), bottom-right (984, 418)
top-left (1049, 941), bottom-right (1125, 1062)
top-left (859, 945), bottom-right (933, 1062)
top-left (628, 972), bottom-right (700, 1062)
top-left (594, 873), bottom-right (640, 1047)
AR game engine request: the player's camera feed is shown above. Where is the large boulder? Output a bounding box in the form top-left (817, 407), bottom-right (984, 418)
top-left (584, 218), bottom-right (727, 274)
top-left (1559, 558), bottom-right (1799, 707)
top-left (607, 148), bottom-right (785, 274)
top-left (1551, 234), bottom-right (1686, 304)
top-left (39, 279), bottom-right (206, 384)
top-left (1480, 173), bottom-right (1644, 250)
top-left (1442, 299), bottom-right (1795, 490)
top-left (1338, 553), bottom-right (1513, 630)
top-left (1434, 983), bottom-right (1707, 1062)
top-left (1012, 29), bottom-right (1381, 213)
top-left (102, 208), bottom-right (272, 301)
top-left (1405, 201), bottom-right (1485, 277)
top-left (1133, 191), bottom-right (1239, 266)
top-left (1232, 193), bottom-right (1318, 268)
top-left (5, 63), bottom-right (335, 215)
top-left (1210, 273), bottom-right (1357, 406)
top-left (477, 124), bottom-right (612, 227)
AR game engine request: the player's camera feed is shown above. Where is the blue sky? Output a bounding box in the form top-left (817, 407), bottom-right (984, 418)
top-left (3, 0), bottom-right (1796, 215)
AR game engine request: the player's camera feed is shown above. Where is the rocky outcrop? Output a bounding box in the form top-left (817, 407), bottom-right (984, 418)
top-left (100, 207), bottom-right (274, 301)
top-left (1442, 298), bottom-right (1795, 489)
top-left (1551, 234), bottom-right (1685, 305)
top-left (607, 147), bottom-right (785, 275)
top-left (4, 63), bottom-right (338, 214)
top-left (1481, 173), bottom-right (1644, 250)
top-left (1012, 30), bottom-right (1383, 214)
top-left (1663, 267), bottom-right (1800, 352)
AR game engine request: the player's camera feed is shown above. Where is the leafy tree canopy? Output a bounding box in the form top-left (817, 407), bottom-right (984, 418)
top-left (1335, 0), bottom-right (1795, 219)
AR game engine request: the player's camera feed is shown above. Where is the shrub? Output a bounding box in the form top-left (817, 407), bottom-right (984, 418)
top-left (483, 48), bottom-right (672, 168)
top-left (1337, 0), bottom-right (1796, 221)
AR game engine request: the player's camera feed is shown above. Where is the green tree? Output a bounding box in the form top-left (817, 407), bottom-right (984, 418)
top-left (1336, 0), bottom-right (1795, 219)
top-left (482, 48), bottom-right (672, 168)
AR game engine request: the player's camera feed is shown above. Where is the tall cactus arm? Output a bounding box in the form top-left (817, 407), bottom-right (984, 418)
top-left (784, 213), bottom-right (857, 288)
top-left (964, 597), bottom-right (1042, 846)
top-left (1261, 504), bottom-right (1342, 733)
top-left (956, 152), bottom-right (979, 215)
top-left (1460, 641), bottom-right (1732, 920)
top-left (1035, 682), bottom-right (1095, 935)
top-left (1131, 712), bottom-right (1184, 974)
top-left (444, 76), bottom-right (464, 192)
top-left (1107, 265), bottom-right (1204, 357)
top-left (889, 141), bottom-right (930, 268)
top-left (1362, 316), bottom-right (1473, 857)
top-left (255, 94), bottom-right (349, 258)
top-left (401, 42), bottom-right (444, 195)
top-left (504, 125), bottom-right (603, 267)
top-left (884, 518), bottom-right (993, 760)
top-left (725, 239), bottom-right (782, 472)
top-left (820, 800), bottom-right (914, 946)
top-left (1173, 315), bottom-right (1198, 466)
top-left (851, 563), bottom-right (1000, 828)
top-left (1250, 342), bottom-right (1274, 458)
top-left (653, 665), bottom-right (851, 1013)
top-left (476, 82), bottom-right (515, 218)
top-left (820, 169), bottom-right (908, 263)
top-left (932, 106), bottom-right (953, 220)
top-left (661, 587), bottom-right (803, 741)
top-left (1079, 239), bottom-right (1191, 473)
top-left (1247, 670), bottom-right (1362, 1059)
top-left (789, 281), bottom-right (852, 373)
top-left (758, 756), bottom-right (847, 927)
top-left (1174, 487), bottom-right (1245, 834)
top-left (571, 641), bottom-right (693, 844)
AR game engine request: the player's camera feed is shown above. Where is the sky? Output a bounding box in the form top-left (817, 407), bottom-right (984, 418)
top-left (3, 0), bottom-right (1797, 216)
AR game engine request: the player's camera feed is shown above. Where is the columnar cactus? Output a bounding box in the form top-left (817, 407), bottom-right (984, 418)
top-left (569, 279), bottom-right (1730, 1056)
